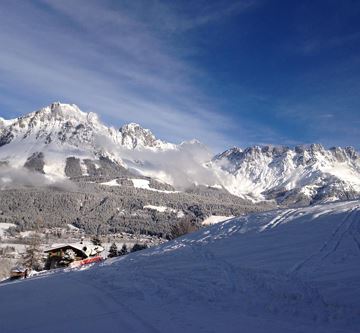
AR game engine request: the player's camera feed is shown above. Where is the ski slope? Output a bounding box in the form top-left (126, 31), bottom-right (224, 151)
top-left (1, 200), bottom-right (360, 333)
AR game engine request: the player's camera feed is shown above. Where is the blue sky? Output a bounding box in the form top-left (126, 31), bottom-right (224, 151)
top-left (0, 0), bottom-right (359, 151)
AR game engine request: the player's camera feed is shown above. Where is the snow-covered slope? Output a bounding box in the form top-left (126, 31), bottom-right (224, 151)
top-left (1, 200), bottom-right (359, 332)
top-left (211, 145), bottom-right (360, 204)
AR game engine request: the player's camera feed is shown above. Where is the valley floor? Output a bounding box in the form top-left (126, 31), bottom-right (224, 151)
top-left (1, 200), bottom-right (360, 333)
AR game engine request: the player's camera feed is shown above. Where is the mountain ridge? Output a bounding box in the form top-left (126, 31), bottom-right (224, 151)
top-left (0, 102), bottom-right (359, 205)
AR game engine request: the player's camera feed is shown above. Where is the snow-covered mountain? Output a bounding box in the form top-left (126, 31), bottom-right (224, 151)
top-left (211, 144), bottom-right (360, 205)
top-left (0, 102), bottom-right (174, 151)
top-left (0, 102), bottom-right (178, 180)
top-left (119, 122), bottom-right (174, 150)
top-left (0, 102), bottom-right (359, 205)
top-left (1, 200), bottom-right (360, 332)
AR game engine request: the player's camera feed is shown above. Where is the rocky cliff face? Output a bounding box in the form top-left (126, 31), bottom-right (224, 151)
top-left (211, 144), bottom-right (360, 205)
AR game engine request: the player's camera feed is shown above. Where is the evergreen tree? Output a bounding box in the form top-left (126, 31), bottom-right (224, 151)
top-left (23, 232), bottom-right (43, 271)
top-left (119, 243), bottom-right (128, 256)
top-left (131, 243), bottom-right (148, 253)
top-left (108, 242), bottom-right (118, 258)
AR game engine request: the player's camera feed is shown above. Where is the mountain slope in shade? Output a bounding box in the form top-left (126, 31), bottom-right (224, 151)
top-left (1, 200), bottom-right (359, 332)
top-left (211, 145), bottom-right (360, 205)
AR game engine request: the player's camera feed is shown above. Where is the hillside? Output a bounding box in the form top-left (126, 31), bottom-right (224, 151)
top-left (1, 200), bottom-right (359, 333)
top-left (0, 182), bottom-right (269, 236)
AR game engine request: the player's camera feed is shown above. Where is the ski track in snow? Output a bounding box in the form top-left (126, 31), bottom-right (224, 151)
top-left (1, 200), bottom-right (360, 332)
top-left (291, 205), bottom-right (360, 274)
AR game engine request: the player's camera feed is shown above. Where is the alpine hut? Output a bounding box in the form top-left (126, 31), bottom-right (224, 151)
top-left (44, 242), bottom-right (103, 270)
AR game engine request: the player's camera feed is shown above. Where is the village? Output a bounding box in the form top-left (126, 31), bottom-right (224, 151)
top-left (0, 222), bottom-right (166, 281)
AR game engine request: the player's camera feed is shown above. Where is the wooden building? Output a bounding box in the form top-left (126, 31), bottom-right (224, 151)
top-left (44, 243), bottom-right (103, 270)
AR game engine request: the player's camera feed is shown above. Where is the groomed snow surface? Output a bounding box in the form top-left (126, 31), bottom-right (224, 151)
top-left (1, 200), bottom-right (360, 333)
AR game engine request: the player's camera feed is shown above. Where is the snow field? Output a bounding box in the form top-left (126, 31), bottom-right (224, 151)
top-left (0, 200), bottom-right (360, 332)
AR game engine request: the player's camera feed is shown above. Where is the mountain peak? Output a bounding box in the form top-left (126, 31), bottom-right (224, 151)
top-left (119, 123), bottom-right (158, 149)
top-left (1, 103), bottom-right (359, 206)
top-left (37, 102), bottom-right (87, 121)
top-left (49, 102), bottom-right (80, 110)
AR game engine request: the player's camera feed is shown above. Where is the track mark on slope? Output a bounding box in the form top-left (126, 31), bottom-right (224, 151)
top-left (350, 217), bottom-right (360, 252)
top-left (68, 270), bottom-right (161, 333)
top-left (321, 209), bottom-right (359, 261)
top-left (318, 207), bottom-right (359, 260)
top-left (188, 242), bottom-right (356, 328)
top-left (291, 206), bottom-right (360, 273)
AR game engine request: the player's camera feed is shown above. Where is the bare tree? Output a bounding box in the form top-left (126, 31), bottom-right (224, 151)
top-left (169, 218), bottom-right (199, 240)
top-left (22, 231), bottom-right (43, 271)
top-left (22, 217), bottom-right (44, 271)
top-left (0, 258), bottom-right (12, 281)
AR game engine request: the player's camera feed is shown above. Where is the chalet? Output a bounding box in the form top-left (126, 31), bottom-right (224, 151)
top-left (44, 242), bottom-right (103, 270)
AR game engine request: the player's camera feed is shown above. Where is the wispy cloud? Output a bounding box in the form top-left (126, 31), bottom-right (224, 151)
top-left (129, 0), bottom-right (260, 32)
top-left (0, 0), bottom-right (256, 151)
top-left (294, 32), bottom-right (360, 56)
top-left (2, 1), bottom-right (356, 151)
